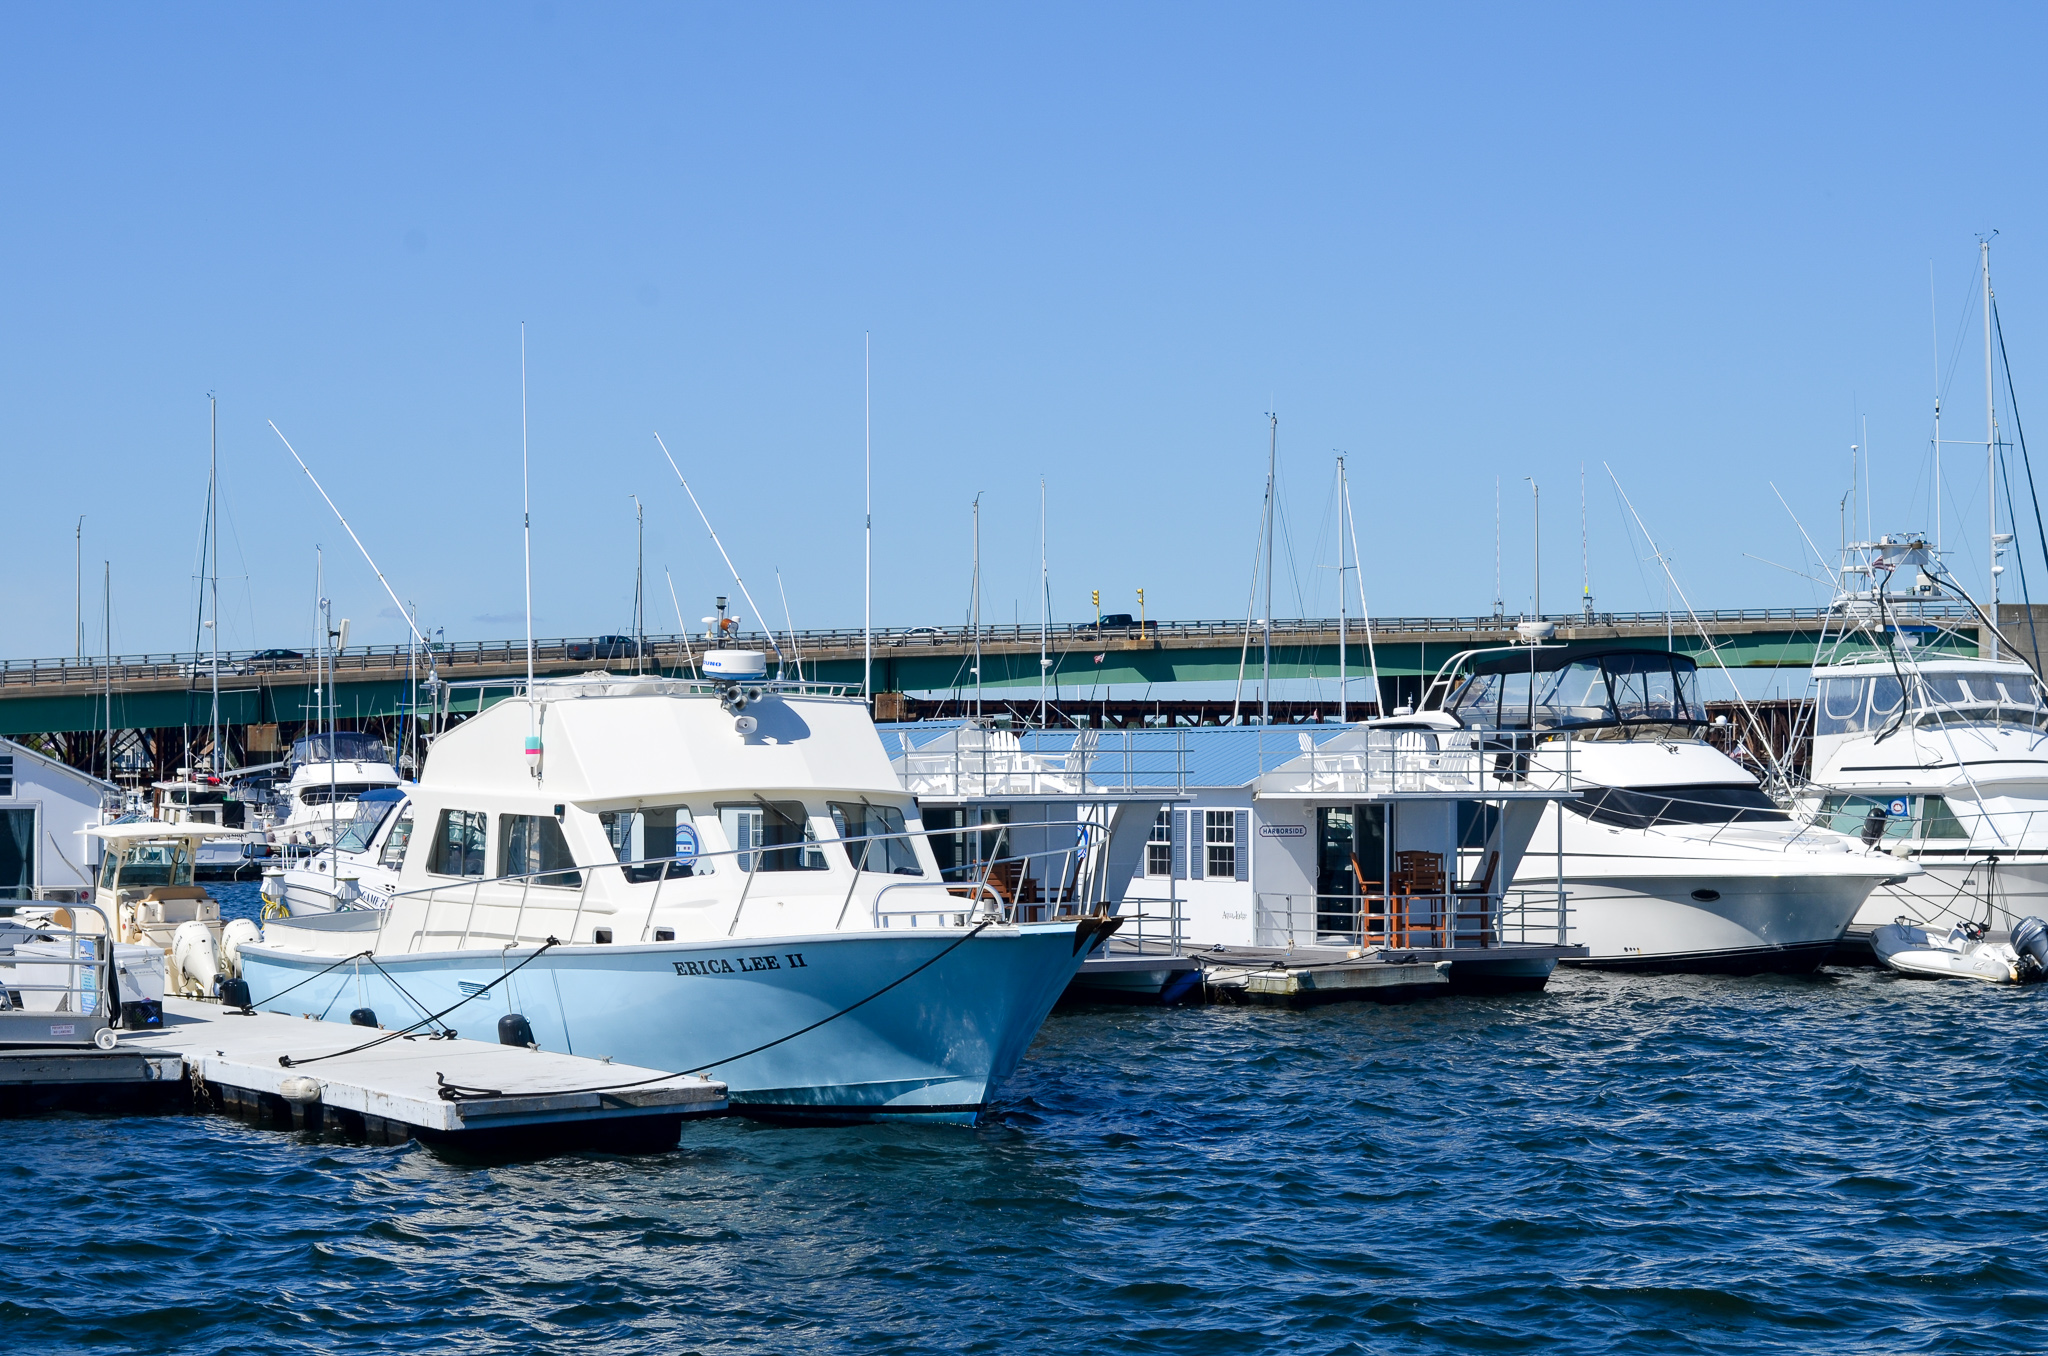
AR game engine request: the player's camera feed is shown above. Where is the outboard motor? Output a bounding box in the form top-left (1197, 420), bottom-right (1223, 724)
top-left (2013, 917), bottom-right (2048, 982)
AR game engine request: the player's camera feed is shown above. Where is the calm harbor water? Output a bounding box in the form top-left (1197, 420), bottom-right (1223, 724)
top-left (8, 883), bottom-right (2047, 1353)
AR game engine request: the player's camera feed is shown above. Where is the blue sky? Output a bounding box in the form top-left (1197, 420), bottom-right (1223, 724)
top-left (5, 4), bottom-right (2047, 659)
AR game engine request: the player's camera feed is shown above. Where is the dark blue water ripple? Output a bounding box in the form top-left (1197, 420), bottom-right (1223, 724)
top-left (10, 885), bottom-right (2048, 1353)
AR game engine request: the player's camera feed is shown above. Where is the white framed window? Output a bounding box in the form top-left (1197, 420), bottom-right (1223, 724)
top-left (0, 755), bottom-right (13, 797)
top-left (1204, 809), bottom-right (1236, 880)
top-left (1146, 808), bottom-right (1172, 876)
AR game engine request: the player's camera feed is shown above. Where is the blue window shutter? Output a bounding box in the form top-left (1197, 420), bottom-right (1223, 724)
top-left (1189, 809), bottom-right (1205, 880)
top-left (1172, 808), bottom-right (1188, 880)
top-left (1234, 809), bottom-right (1250, 881)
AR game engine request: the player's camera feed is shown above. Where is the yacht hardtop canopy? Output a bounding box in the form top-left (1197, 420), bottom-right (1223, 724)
top-left (85, 821), bottom-right (247, 841)
top-left (1434, 646), bottom-right (1707, 732)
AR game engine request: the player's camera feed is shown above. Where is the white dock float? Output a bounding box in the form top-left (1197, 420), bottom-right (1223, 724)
top-left (115, 998), bottom-right (727, 1152)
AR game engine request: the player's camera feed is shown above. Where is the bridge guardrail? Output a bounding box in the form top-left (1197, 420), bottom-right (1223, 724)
top-left (0, 603), bottom-right (1977, 690)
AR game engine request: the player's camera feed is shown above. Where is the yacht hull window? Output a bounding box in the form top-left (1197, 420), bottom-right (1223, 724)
top-left (600, 807), bottom-right (708, 882)
top-left (1567, 784), bottom-right (1788, 830)
top-left (829, 803), bottom-right (924, 876)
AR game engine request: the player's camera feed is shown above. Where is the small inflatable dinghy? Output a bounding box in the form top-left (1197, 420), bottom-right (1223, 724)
top-left (1872, 915), bottom-right (2048, 984)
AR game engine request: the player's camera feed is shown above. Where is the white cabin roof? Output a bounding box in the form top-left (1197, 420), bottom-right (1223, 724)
top-left (425, 682), bottom-right (903, 804)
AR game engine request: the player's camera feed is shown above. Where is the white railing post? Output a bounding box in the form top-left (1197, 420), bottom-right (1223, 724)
top-left (640, 864), bottom-right (667, 942)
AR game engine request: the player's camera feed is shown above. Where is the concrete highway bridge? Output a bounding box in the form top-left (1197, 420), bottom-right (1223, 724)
top-left (2, 603), bottom-right (2013, 780)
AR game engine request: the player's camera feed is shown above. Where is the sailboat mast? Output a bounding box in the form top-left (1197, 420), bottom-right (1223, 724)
top-left (1580, 463), bottom-right (1592, 620)
top-left (1262, 413), bottom-right (1276, 724)
top-left (632, 494), bottom-right (645, 675)
top-left (972, 494), bottom-right (983, 721)
top-left (1039, 476), bottom-right (1047, 727)
top-left (1337, 455), bottom-right (1348, 724)
top-left (1984, 237), bottom-right (2000, 662)
top-left (209, 395), bottom-right (221, 778)
top-left (103, 562), bottom-right (111, 782)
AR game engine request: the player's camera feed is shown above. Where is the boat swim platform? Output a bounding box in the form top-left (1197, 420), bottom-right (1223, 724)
top-left (0, 998), bottom-right (727, 1154)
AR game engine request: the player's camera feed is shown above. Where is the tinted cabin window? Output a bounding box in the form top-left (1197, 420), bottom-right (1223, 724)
top-left (720, 802), bottom-right (828, 873)
top-left (500, 814), bottom-right (581, 888)
top-left (830, 803), bottom-right (924, 876)
top-left (378, 805), bottom-right (415, 869)
top-left (1568, 784), bottom-right (1787, 830)
top-left (428, 810), bottom-right (489, 877)
top-left (599, 807), bottom-right (708, 883)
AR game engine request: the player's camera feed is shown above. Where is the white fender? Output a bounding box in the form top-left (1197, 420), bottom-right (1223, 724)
top-left (169, 920), bottom-right (221, 998)
top-left (219, 918), bottom-right (262, 979)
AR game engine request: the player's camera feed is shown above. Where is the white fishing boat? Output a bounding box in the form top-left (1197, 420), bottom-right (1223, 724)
top-left (1871, 915), bottom-right (2048, 984)
top-left (237, 659), bottom-right (1114, 1123)
top-left (1423, 643), bottom-right (1914, 972)
top-left (1791, 532), bottom-right (2048, 957)
top-left (265, 787), bottom-right (412, 917)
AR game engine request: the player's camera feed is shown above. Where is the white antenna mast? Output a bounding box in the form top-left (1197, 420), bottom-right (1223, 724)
top-left (1262, 412), bottom-right (1276, 724)
top-left (1984, 234), bottom-right (2002, 662)
top-left (522, 323), bottom-right (538, 772)
top-left (1932, 261), bottom-right (1943, 555)
top-left (971, 492), bottom-right (983, 721)
top-left (1525, 478), bottom-right (1540, 619)
top-left (1580, 462), bottom-right (1592, 620)
top-left (1493, 476), bottom-right (1503, 620)
top-left (863, 331), bottom-right (872, 703)
top-left (630, 494), bottom-right (645, 675)
top-left (653, 432), bottom-right (784, 664)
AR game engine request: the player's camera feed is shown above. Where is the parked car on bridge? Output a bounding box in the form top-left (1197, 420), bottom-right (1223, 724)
top-left (567, 635), bottom-right (644, 661)
top-left (179, 657), bottom-right (250, 678)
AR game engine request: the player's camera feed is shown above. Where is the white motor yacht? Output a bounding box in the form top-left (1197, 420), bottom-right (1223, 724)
top-left (1425, 645), bottom-right (1913, 973)
top-left (264, 732), bottom-right (403, 850)
top-left (238, 661), bottom-right (1114, 1123)
top-left (267, 787), bottom-right (413, 917)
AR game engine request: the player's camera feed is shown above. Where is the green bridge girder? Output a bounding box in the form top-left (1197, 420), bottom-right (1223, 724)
top-left (0, 620), bottom-right (1980, 737)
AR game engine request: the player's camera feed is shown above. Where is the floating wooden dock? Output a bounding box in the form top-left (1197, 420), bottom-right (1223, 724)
top-left (1194, 940), bottom-right (1586, 1006)
top-left (0, 998), bottom-right (727, 1154)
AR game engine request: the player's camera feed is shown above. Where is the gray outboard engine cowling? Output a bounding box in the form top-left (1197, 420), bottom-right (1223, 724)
top-left (2012, 917), bottom-right (2048, 981)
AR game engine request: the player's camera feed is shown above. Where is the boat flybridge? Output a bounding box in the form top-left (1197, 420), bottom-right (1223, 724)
top-left (264, 732), bottom-right (403, 851)
top-left (237, 654), bottom-right (1117, 1123)
top-left (1795, 533), bottom-right (2048, 957)
top-left (1418, 640), bottom-right (1912, 973)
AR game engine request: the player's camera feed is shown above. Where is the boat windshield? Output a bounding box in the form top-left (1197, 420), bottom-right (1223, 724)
top-left (332, 797), bottom-right (402, 854)
top-left (292, 732), bottom-right (389, 766)
top-left (1447, 651), bottom-right (1706, 730)
top-left (1816, 669), bottom-right (2048, 735)
top-left (1565, 783), bottom-right (1787, 830)
top-left (101, 839), bottom-right (196, 890)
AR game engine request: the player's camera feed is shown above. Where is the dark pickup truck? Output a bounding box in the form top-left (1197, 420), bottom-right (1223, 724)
top-left (1075, 614), bottom-right (1159, 633)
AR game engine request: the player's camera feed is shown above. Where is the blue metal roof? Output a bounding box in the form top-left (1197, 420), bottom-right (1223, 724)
top-left (875, 720), bottom-right (1353, 789)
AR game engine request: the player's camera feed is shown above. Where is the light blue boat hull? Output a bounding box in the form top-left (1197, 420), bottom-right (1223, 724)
top-left (239, 923), bottom-right (1094, 1123)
